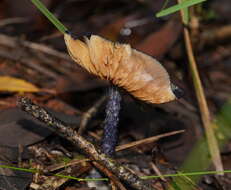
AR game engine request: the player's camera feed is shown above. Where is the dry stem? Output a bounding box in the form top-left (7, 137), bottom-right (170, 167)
top-left (177, 0), bottom-right (223, 173)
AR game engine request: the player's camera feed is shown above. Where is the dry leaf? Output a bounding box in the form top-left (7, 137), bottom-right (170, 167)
top-left (0, 76), bottom-right (39, 93)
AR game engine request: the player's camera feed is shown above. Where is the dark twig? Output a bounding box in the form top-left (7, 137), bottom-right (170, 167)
top-left (18, 97), bottom-right (152, 190)
top-left (78, 95), bottom-right (107, 134)
top-left (102, 86), bottom-right (121, 156)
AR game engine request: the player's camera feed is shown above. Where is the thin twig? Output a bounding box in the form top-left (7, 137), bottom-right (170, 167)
top-left (45, 158), bottom-right (90, 172)
top-left (93, 162), bottom-right (128, 190)
top-left (0, 17), bottom-right (29, 27)
top-left (0, 34), bottom-right (82, 81)
top-left (0, 34), bottom-right (70, 61)
top-left (116, 130), bottom-right (185, 152)
top-left (78, 95), bottom-right (107, 134)
top-left (38, 162), bottom-right (91, 190)
top-left (0, 49), bottom-right (59, 79)
top-left (18, 97), bottom-right (152, 190)
top-left (150, 162), bottom-right (166, 182)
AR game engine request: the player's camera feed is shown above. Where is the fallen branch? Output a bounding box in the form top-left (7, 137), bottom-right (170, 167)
top-left (18, 97), bottom-right (152, 190)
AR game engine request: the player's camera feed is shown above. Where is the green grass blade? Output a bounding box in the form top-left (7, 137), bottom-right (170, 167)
top-left (0, 164), bottom-right (37, 173)
top-left (2, 161), bottom-right (231, 181)
top-left (141, 170), bottom-right (231, 179)
top-left (156, 0), bottom-right (206, 17)
top-left (31, 0), bottom-right (68, 33)
top-left (160, 0), bottom-right (170, 11)
top-left (0, 164), bottom-right (108, 181)
top-left (180, 0), bottom-right (190, 24)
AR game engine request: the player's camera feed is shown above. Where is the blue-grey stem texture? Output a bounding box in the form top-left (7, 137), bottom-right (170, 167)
top-left (102, 86), bottom-right (121, 156)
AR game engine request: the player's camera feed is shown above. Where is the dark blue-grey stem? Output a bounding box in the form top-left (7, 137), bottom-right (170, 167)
top-left (102, 86), bottom-right (121, 156)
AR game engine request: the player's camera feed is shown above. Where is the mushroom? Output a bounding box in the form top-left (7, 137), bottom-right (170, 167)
top-left (64, 32), bottom-right (183, 155)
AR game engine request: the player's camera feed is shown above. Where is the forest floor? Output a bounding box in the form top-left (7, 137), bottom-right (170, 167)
top-left (0, 0), bottom-right (230, 189)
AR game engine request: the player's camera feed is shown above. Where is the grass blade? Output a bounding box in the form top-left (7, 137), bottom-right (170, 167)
top-left (156, 0), bottom-right (206, 17)
top-left (0, 164), bottom-right (108, 181)
top-left (1, 162), bottom-right (231, 181)
top-left (141, 169), bottom-right (231, 179)
top-left (31, 0), bottom-right (68, 33)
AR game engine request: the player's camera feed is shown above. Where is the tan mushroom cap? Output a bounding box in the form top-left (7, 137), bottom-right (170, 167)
top-left (64, 33), bottom-right (176, 104)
